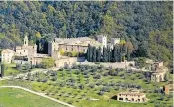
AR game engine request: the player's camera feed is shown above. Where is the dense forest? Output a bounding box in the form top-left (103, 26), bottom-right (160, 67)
top-left (0, 1), bottom-right (173, 67)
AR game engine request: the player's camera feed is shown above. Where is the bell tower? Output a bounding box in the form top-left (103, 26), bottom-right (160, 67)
top-left (24, 35), bottom-right (28, 46)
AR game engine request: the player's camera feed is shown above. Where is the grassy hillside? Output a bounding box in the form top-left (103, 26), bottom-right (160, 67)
top-left (0, 88), bottom-right (67, 107)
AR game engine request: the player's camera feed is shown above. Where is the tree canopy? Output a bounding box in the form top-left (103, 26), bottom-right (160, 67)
top-left (0, 1), bottom-right (172, 67)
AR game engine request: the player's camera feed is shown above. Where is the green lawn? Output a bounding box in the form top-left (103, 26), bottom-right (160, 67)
top-left (0, 88), bottom-right (67, 107)
top-left (4, 63), bottom-right (19, 76)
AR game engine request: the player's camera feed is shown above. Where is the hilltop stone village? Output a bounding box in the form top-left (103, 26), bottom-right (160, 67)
top-left (1, 35), bottom-right (168, 83)
top-left (0, 35), bottom-right (171, 104)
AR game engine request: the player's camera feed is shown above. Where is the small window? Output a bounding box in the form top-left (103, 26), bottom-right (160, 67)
top-left (24, 50), bottom-right (25, 52)
top-left (119, 98), bottom-right (123, 100)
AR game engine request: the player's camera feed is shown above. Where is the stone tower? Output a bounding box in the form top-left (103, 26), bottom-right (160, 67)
top-left (34, 43), bottom-right (37, 56)
top-left (24, 35), bottom-right (28, 46)
top-left (97, 35), bottom-right (107, 47)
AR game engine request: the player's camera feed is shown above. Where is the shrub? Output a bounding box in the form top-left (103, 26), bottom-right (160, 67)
top-left (96, 82), bottom-right (101, 86)
top-left (89, 84), bottom-right (95, 89)
top-left (67, 100), bottom-right (73, 104)
top-left (98, 91), bottom-right (104, 96)
top-left (72, 63), bottom-right (77, 69)
top-left (83, 71), bottom-right (88, 75)
top-left (79, 84), bottom-right (84, 90)
top-left (84, 75), bottom-right (89, 78)
top-left (42, 79), bottom-right (48, 83)
top-left (37, 78), bottom-right (41, 82)
top-left (103, 72), bottom-right (109, 76)
top-left (50, 77), bottom-right (57, 81)
top-left (41, 57), bottom-right (55, 69)
top-left (75, 70), bottom-right (80, 75)
top-left (59, 67), bottom-right (64, 71)
top-left (16, 63), bottom-right (22, 71)
top-left (93, 74), bottom-right (101, 79)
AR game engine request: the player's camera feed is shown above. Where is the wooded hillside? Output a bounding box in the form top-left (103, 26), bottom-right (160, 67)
top-left (0, 1), bottom-right (173, 67)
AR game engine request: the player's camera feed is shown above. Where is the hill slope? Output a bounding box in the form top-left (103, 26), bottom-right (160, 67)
top-left (0, 1), bottom-right (173, 67)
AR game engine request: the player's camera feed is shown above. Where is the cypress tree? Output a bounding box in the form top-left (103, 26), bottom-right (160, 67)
top-left (87, 44), bottom-right (90, 61)
top-left (107, 46), bottom-right (111, 62)
top-left (103, 47), bottom-right (108, 62)
top-left (117, 45), bottom-right (121, 62)
top-left (112, 45), bottom-right (117, 62)
top-left (87, 44), bottom-right (93, 62)
top-left (92, 47), bottom-right (97, 62)
top-left (89, 45), bottom-right (93, 62)
top-left (96, 47), bottom-right (101, 62)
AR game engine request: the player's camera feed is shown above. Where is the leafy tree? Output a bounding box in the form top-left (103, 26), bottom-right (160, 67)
top-left (41, 57), bottom-right (55, 68)
top-left (24, 63), bottom-right (31, 71)
top-left (125, 41), bottom-right (134, 61)
top-left (0, 1), bottom-right (172, 68)
top-left (35, 32), bottom-right (41, 39)
top-left (136, 57), bottom-right (146, 68)
top-left (16, 63), bottom-right (22, 71)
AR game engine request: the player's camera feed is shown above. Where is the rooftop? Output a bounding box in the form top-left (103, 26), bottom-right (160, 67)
top-left (118, 92), bottom-right (145, 96)
top-left (2, 49), bottom-right (14, 53)
top-left (53, 37), bottom-right (103, 47)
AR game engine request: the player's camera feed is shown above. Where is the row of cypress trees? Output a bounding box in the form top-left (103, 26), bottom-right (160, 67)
top-left (86, 44), bottom-right (130, 62)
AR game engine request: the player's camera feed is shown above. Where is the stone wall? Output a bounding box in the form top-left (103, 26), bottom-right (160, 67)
top-left (59, 44), bottom-right (88, 52)
top-left (76, 61), bottom-right (135, 69)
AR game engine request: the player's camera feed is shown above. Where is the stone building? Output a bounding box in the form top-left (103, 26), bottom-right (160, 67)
top-left (150, 62), bottom-right (168, 82)
top-left (163, 83), bottom-right (174, 95)
top-left (1, 49), bottom-right (15, 64)
top-left (48, 37), bottom-right (103, 56)
top-left (97, 35), bottom-right (107, 47)
top-left (111, 38), bottom-right (120, 45)
top-left (117, 91), bottom-right (147, 103)
top-left (55, 57), bottom-right (77, 68)
top-left (1, 35), bottom-right (49, 65)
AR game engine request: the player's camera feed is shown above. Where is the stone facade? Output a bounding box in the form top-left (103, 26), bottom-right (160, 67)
top-left (150, 62), bottom-right (168, 82)
top-left (48, 37), bottom-right (103, 57)
top-left (111, 38), bottom-right (120, 45)
top-left (97, 35), bottom-right (107, 47)
top-left (117, 91), bottom-right (147, 103)
top-left (55, 57), bottom-right (78, 69)
top-left (76, 61), bottom-right (135, 69)
top-left (1, 49), bottom-right (15, 63)
top-left (151, 71), bottom-right (166, 82)
top-left (1, 35), bottom-right (48, 65)
top-left (163, 84), bottom-right (174, 95)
